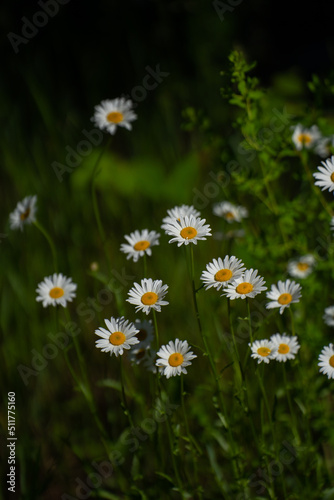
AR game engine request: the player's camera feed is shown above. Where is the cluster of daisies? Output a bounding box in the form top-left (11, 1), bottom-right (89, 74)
top-left (7, 97), bottom-right (334, 380)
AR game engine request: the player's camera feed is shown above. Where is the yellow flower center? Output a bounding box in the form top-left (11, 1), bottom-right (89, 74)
top-left (137, 329), bottom-right (147, 342)
top-left (109, 331), bottom-right (126, 346)
top-left (134, 240), bottom-right (150, 251)
top-left (297, 133), bottom-right (311, 146)
top-left (297, 262), bottom-right (309, 271)
top-left (236, 282), bottom-right (253, 294)
top-left (215, 269), bottom-right (233, 282)
top-left (168, 353), bottom-right (184, 367)
top-left (20, 208), bottom-right (30, 221)
top-left (106, 111), bottom-right (124, 123)
top-left (225, 211), bottom-right (235, 220)
top-left (331, 173), bottom-right (334, 183)
top-left (329, 355), bottom-right (334, 368)
top-left (141, 292), bottom-right (158, 305)
top-left (278, 293), bottom-right (292, 305)
top-left (278, 343), bottom-right (290, 354)
top-left (257, 347), bottom-right (271, 357)
top-left (180, 226), bottom-right (198, 239)
top-left (49, 287), bottom-right (64, 299)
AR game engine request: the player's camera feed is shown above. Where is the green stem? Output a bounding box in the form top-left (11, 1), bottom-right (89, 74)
top-left (33, 219), bottom-right (58, 272)
top-left (120, 356), bottom-right (134, 428)
top-left (289, 307), bottom-right (295, 337)
top-left (152, 309), bottom-right (160, 352)
top-left (246, 298), bottom-right (253, 344)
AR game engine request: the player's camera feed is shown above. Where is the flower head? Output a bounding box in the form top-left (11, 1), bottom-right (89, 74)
top-left (156, 339), bottom-right (197, 378)
top-left (129, 347), bottom-right (157, 373)
top-left (313, 156), bottom-right (334, 193)
top-left (120, 229), bottom-right (160, 262)
top-left (287, 255), bottom-right (316, 279)
top-left (270, 333), bottom-right (300, 362)
top-left (36, 273), bottom-right (77, 308)
top-left (133, 319), bottom-right (155, 350)
top-left (127, 278), bottom-right (169, 315)
top-left (314, 135), bottom-right (334, 158)
top-left (318, 343), bottom-right (334, 379)
top-left (201, 256), bottom-right (246, 291)
top-left (9, 195), bottom-right (37, 231)
top-left (91, 98), bottom-right (137, 135)
top-left (161, 205), bottom-right (201, 230)
top-left (222, 269), bottom-right (267, 300)
top-left (266, 279), bottom-right (302, 315)
top-left (213, 201), bottom-right (248, 223)
top-left (249, 339), bottom-right (277, 364)
top-left (292, 124), bottom-right (321, 150)
top-left (323, 306), bottom-right (334, 327)
top-left (163, 215), bottom-right (211, 246)
top-left (95, 316), bottom-right (139, 357)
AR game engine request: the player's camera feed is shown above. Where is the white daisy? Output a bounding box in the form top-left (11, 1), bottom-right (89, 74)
top-left (222, 269), bottom-right (267, 300)
top-left (265, 279), bottom-right (302, 315)
top-left (270, 333), bottom-right (300, 362)
top-left (9, 195), bottom-right (37, 231)
top-left (36, 273), bottom-right (77, 308)
top-left (95, 316), bottom-right (139, 357)
top-left (291, 124), bottom-right (321, 150)
top-left (91, 97), bottom-right (137, 135)
top-left (163, 215), bottom-right (211, 246)
top-left (318, 343), bottom-right (334, 379)
top-left (287, 254), bottom-right (316, 279)
top-left (249, 339), bottom-right (277, 364)
top-left (156, 339), bottom-right (197, 378)
top-left (323, 306), bottom-right (334, 327)
top-left (200, 256), bottom-right (246, 291)
top-left (213, 201), bottom-right (248, 223)
top-left (127, 278), bottom-right (169, 315)
top-left (120, 229), bottom-right (160, 262)
top-left (133, 319), bottom-right (154, 349)
top-left (313, 156), bottom-right (334, 193)
top-left (161, 205), bottom-right (201, 230)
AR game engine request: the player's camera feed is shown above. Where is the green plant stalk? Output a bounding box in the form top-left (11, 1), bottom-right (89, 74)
top-left (120, 355), bottom-right (135, 429)
top-left (33, 219), bottom-right (58, 272)
top-left (181, 374), bottom-right (201, 495)
top-left (189, 245), bottom-right (241, 479)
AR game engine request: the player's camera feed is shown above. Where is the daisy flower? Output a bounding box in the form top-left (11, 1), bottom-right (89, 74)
top-left (134, 319), bottom-right (154, 349)
top-left (318, 343), bottom-right (334, 379)
top-left (200, 256), bottom-right (246, 291)
top-left (266, 279), bottom-right (302, 315)
top-left (127, 278), bottom-right (169, 315)
top-left (213, 201), bottom-right (248, 223)
top-left (287, 254), bottom-right (316, 279)
top-left (163, 215), bottom-right (211, 246)
top-left (156, 339), bottom-right (197, 378)
top-left (161, 204), bottom-right (201, 230)
top-left (95, 316), bottom-right (139, 357)
top-left (291, 124), bottom-right (321, 150)
top-left (120, 229), bottom-right (160, 262)
top-left (249, 339), bottom-right (277, 364)
top-left (270, 333), bottom-right (300, 362)
top-left (313, 156), bottom-right (334, 193)
top-left (9, 195), bottom-right (37, 231)
top-left (36, 273), bottom-right (77, 308)
top-left (91, 97), bottom-right (137, 135)
top-left (323, 306), bottom-right (334, 327)
top-left (222, 269), bottom-right (267, 300)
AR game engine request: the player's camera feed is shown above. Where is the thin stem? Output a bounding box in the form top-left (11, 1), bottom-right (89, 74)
top-left (33, 219), bottom-right (58, 272)
top-left (152, 309), bottom-right (160, 352)
top-left (120, 356), bottom-right (135, 428)
top-left (246, 298), bottom-right (253, 344)
top-left (289, 307), bottom-right (295, 337)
